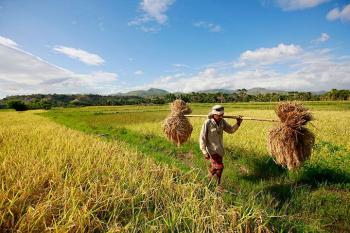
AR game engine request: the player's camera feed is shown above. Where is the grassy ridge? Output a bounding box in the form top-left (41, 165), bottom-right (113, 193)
top-left (41, 102), bottom-right (350, 232)
top-left (0, 111), bottom-right (272, 232)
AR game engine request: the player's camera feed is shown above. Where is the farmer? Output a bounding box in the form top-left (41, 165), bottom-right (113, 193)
top-left (199, 105), bottom-right (243, 189)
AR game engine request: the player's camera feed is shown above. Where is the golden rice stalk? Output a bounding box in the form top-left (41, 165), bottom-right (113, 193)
top-left (275, 101), bottom-right (313, 128)
top-left (268, 102), bottom-right (315, 170)
top-left (170, 99), bottom-right (192, 115)
top-left (0, 131), bottom-right (3, 145)
top-left (163, 100), bottom-right (193, 146)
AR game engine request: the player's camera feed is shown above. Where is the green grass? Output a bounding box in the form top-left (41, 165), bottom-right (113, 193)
top-left (40, 101), bottom-right (350, 232)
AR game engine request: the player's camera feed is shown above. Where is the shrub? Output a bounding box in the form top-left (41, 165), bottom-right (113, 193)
top-left (7, 100), bottom-right (28, 111)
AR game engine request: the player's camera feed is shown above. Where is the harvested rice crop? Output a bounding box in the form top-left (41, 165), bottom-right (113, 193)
top-left (163, 100), bottom-right (193, 146)
top-left (268, 102), bottom-right (315, 170)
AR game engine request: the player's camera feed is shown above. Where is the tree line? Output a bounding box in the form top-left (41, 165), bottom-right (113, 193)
top-left (1, 89), bottom-right (349, 111)
top-left (0, 94), bottom-right (147, 111)
top-left (168, 89), bottom-right (350, 103)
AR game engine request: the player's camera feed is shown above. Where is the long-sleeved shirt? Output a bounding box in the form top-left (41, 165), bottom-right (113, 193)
top-left (199, 118), bottom-right (240, 157)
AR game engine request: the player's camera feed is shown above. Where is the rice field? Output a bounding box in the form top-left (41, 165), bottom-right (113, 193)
top-left (0, 111), bottom-right (269, 232)
top-left (1, 101), bottom-right (349, 232)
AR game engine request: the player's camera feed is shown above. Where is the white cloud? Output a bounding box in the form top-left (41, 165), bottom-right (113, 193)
top-left (128, 16), bottom-right (150, 26)
top-left (235, 43), bottom-right (302, 67)
top-left (141, 0), bottom-right (175, 24)
top-left (172, 63), bottom-right (189, 68)
top-left (274, 0), bottom-right (329, 11)
top-left (128, 0), bottom-right (175, 32)
top-left (0, 36), bottom-right (18, 49)
top-left (318, 33), bottom-right (330, 42)
top-left (326, 4), bottom-right (350, 22)
top-left (314, 32), bottom-right (330, 43)
top-left (1, 34), bottom-right (349, 98)
top-left (53, 46), bottom-right (105, 66)
top-left (193, 21), bottom-right (222, 32)
top-left (136, 47), bottom-right (350, 92)
top-left (140, 26), bottom-right (161, 33)
top-left (134, 70), bottom-right (144, 75)
top-left (128, 16), bottom-right (162, 33)
top-left (0, 39), bottom-right (119, 98)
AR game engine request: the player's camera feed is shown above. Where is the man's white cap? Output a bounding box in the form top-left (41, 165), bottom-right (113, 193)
top-left (211, 105), bottom-right (224, 115)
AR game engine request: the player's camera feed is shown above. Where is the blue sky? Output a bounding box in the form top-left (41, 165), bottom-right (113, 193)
top-left (0, 0), bottom-right (349, 97)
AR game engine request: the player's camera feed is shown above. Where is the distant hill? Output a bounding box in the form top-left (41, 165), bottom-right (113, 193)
top-left (311, 90), bottom-right (327, 95)
top-left (116, 87), bottom-right (325, 96)
top-left (119, 88), bottom-right (169, 97)
top-left (246, 88), bottom-right (328, 95)
top-left (246, 88), bottom-right (287, 95)
top-left (108, 87), bottom-right (330, 97)
top-left (199, 89), bottom-right (234, 94)
top-left (198, 88), bottom-right (286, 95)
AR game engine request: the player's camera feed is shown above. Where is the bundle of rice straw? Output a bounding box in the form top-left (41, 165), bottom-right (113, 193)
top-left (162, 99), bottom-right (193, 146)
top-left (268, 102), bottom-right (315, 170)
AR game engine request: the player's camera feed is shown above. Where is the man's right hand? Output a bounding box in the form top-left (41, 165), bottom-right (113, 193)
top-left (204, 153), bottom-right (210, 160)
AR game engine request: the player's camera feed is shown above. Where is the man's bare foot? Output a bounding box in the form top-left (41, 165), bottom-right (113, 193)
top-left (216, 185), bottom-right (224, 193)
top-left (207, 169), bottom-right (214, 179)
top-left (207, 172), bottom-right (213, 181)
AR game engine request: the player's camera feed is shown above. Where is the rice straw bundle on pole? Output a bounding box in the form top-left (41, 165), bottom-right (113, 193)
top-left (268, 102), bottom-right (315, 170)
top-left (162, 99), bottom-right (193, 147)
top-left (162, 100), bottom-right (315, 170)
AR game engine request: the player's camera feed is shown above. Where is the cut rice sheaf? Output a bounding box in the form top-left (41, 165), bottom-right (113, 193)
top-left (268, 102), bottom-right (315, 170)
top-left (162, 100), bottom-right (193, 146)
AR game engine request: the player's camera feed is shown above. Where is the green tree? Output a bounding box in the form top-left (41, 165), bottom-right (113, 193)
top-left (7, 100), bottom-right (28, 111)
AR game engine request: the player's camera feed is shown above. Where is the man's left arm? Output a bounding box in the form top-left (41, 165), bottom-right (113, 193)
top-left (223, 117), bottom-right (242, 134)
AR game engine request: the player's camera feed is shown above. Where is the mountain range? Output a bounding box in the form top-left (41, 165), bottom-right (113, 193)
top-left (117, 88), bottom-right (169, 97)
top-left (115, 87), bottom-right (325, 97)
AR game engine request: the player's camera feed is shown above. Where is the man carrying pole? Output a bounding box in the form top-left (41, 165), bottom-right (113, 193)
top-left (199, 105), bottom-right (243, 191)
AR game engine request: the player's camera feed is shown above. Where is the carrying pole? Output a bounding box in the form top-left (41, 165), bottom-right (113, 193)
top-left (184, 115), bottom-right (279, 122)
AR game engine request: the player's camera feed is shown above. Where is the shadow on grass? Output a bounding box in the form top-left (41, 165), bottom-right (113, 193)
top-left (240, 157), bottom-right (350, 186)
top-left (240, 155), bottom-right (288, 182)
top-left (225, 146), bottom-right (288, 182)
top-left (226, 143), bottom-right (350, 185)
top-left (224, 144), bottom-right (350, 213)
top-left (262, 165), bottom-right (350, 210)
top-left (263, 183), bottom-right (295, 208)
top-left (297, 165), bottom-right (350, 188)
